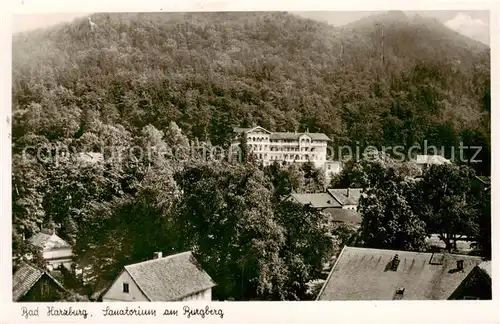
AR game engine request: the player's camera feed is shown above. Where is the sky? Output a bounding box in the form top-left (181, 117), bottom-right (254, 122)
top-left (12, 10), bottom-right (490, 45)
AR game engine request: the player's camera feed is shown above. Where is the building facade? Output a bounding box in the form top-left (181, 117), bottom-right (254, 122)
top-left (101, 251), bottom-right (216, 302)
top-left (233, 126), bottom-right (342, 182)
top-left (29, 231), bottom-right (73, 271)
top-left (415, 154), bottom-right (451, 173)
top-left (233, 126), bottom-right (330, 168)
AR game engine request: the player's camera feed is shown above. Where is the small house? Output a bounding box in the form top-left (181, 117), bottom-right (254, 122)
top-left (326, 188), bottom-right (362, 210)
top-left (13, 263), bottom-right (67, 302)
top-left (101, 251), bottom-right (216, 302)
top-left (415, 154), bottom-right (451, 173)
top-left (29, 230), bottom-right (73, 271)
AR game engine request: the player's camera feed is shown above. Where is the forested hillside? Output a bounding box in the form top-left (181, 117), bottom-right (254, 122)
top-left (13, 12), bottom-right (490, 169)
top-left (12, 11), bottom-right (491, 300)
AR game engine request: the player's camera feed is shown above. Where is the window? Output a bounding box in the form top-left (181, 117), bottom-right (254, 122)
top-left (123, 283), bottom-right (129, 293)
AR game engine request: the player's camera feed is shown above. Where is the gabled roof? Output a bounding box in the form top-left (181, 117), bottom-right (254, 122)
top-left (317, 246), bottom-right (483, 301)
top-left (29, 232), bottom-right (71, 251)
top-left (415, 155), bottom-right (451, 165)
top-left (327, 188), bottom-right (362, 206)
top-left (322, 208), bottom-right (362, 224)
top-left (233, 126), bottom-right (272, 134)
top-left (122, 251), bottom-right (216, 301)
top-left (289, 193), bottom-right (342, 208)
top-left (477, 261), bottom-right (491, 279)
top-left (12, 263), bottom-right (66, 301)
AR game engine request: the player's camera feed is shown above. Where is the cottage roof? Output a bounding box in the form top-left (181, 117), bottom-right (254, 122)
top-left (415, 155), bottom-right (451, 165)
top-left (327, 188), bottom-right (362, 206)
top-left (12, 263), bottom-right (66, 301)
top-left (122, 251), bottom-right (216, 301)
top-left (317, 246), bottom-right (483, 301)
top-left (289, 193), bottom-right (342, 208)
top-left (322, 208), bottom-right (362, 224)
top-left (29, 232), bottom-right (71, 250)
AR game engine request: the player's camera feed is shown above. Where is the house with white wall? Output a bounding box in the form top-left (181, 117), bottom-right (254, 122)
top-left (415, 154), bottom-right (451, 172)
top-left (101, 251), bottom-right (216, 302)
top-left (29, 230), bottom-right (73, 271)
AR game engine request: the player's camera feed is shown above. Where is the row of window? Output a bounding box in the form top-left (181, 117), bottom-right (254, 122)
top-left (249, 144), bottom-right (322, 153)
top-left (247, 136), bottom-right (325, 145)
top-left (249, 153), bottom-right (324, 161)
top-left (269, 154), bottom-right (323, 161)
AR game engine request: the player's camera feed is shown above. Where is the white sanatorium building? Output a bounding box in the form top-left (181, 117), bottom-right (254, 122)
top-left (232, 126), bottom-right (342, 181)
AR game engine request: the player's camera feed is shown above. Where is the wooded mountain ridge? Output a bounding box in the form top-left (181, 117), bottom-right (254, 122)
top-left (12, 11), bottom-right (490, 170)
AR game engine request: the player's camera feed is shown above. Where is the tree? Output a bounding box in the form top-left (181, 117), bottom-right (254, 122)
top-left (273, 201), bottom-right (333, 300)
top-left (239, 132), bottom-right (249, 163)
top-left (73, 161), bottom-right (179, 285)
top-left (417, 164), bottom-right (479, 252)
top-left (359, 179), bottom-right (427, 251)
top-left (264, 162), bottom-right (307, 200)
top-left (12, 153), bottom-right (47, 240)
top-left (330, 151), bottom-right (419, 190)
top-left (300, 161), bottom-right (325, 192)
top-left (174, 162), bottom-right (286, 300)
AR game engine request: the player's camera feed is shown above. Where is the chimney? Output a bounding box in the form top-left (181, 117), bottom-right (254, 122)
top-left (391, 254), bottom-right (400, 271)
top-left (396, 287), bottom-right (405, 295)
top-left (153, 252), bottom-right (163, 259)
top-left (347, 188), bottom-right (350, 197)
top-left (457, 260), bottom-right (464, 271)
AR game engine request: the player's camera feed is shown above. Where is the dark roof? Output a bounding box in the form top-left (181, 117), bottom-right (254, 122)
top-left (29, 232), bottom-right (71, 250)
top-left (327, 188), bottom-right (362, 206)
top-left (317, 246), bottom-right (483, 301)
top-left (12, 263), bottom-right (66, 301)
top-left (322, 208), bottom-right (362, 224)
top-left (123, 251), bottom-right (216, 301)
top-left (289, 193), bottom-right (342, 208)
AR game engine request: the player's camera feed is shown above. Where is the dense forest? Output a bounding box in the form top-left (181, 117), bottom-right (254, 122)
top-left (12, 11), bottom-right (490, 300)
top-left (12, 12), bottom-right (490, 169)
